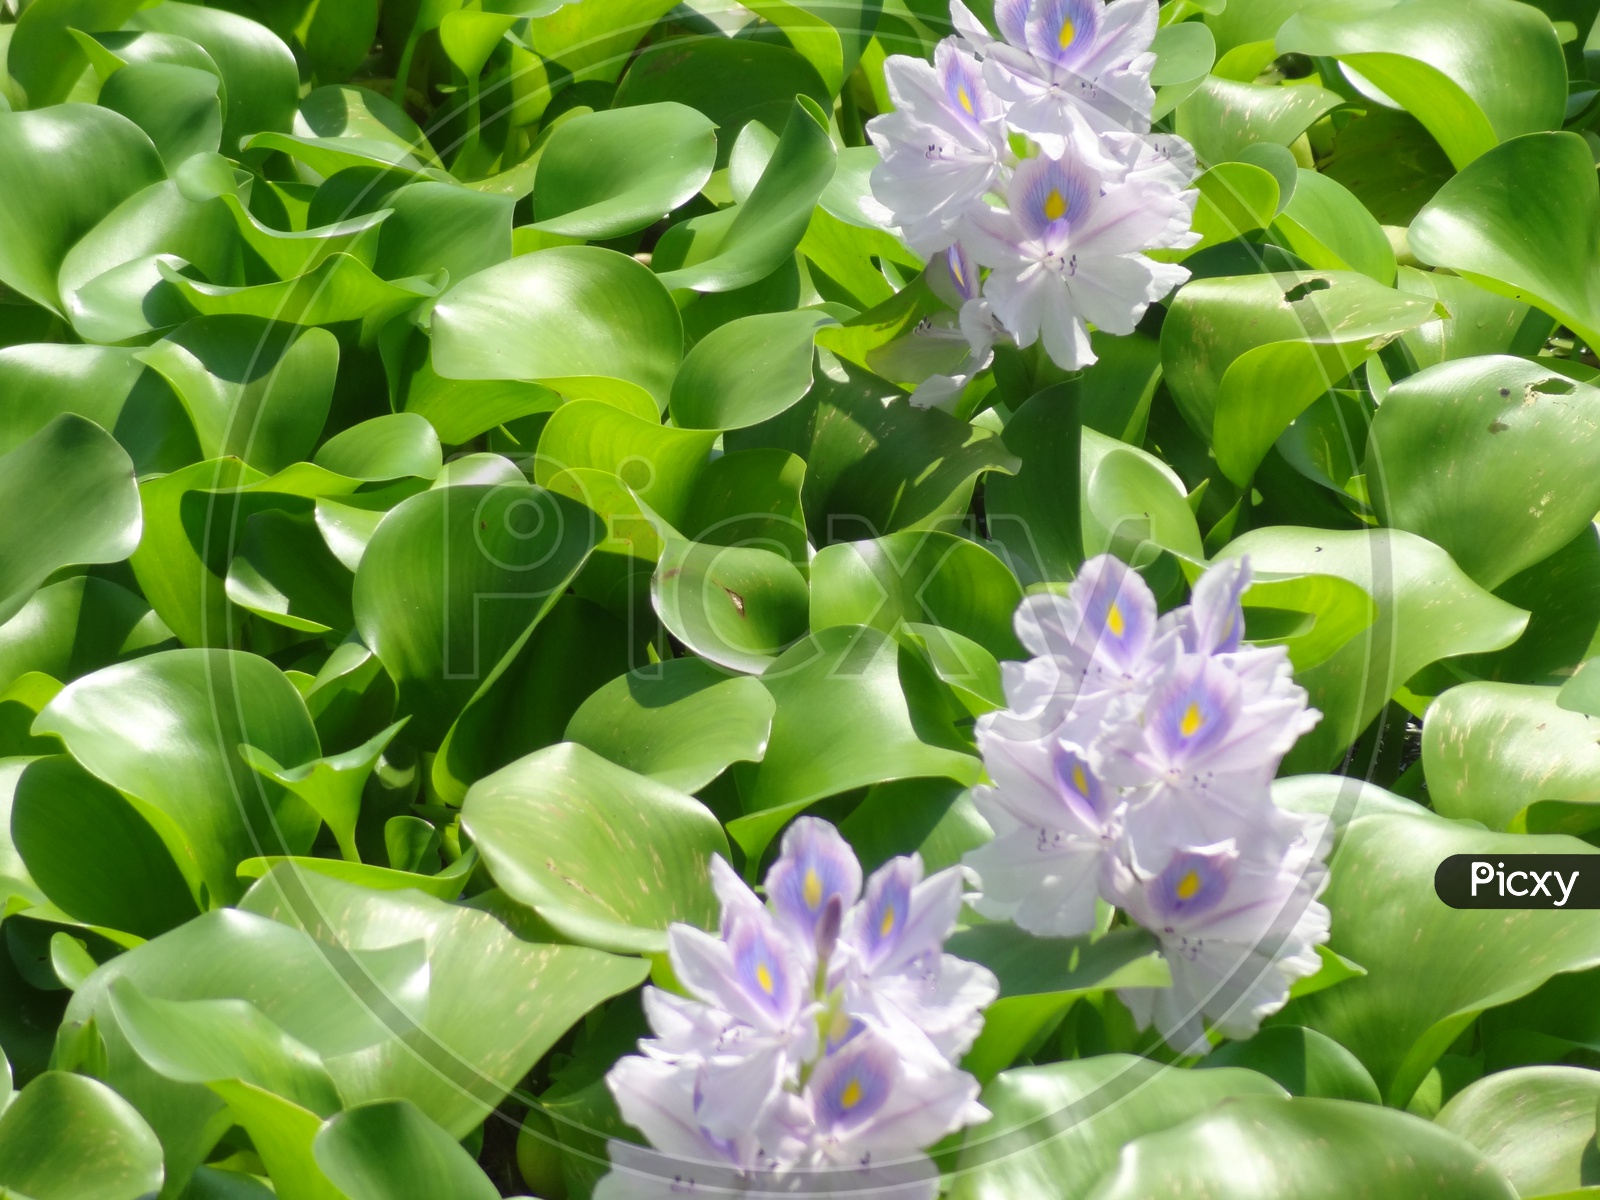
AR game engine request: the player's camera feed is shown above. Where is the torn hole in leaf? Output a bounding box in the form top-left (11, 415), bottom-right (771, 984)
top-left (1529, 376), bottom-right (1577, 398)
top-left (1283, 278), bottom-right (1332, 303)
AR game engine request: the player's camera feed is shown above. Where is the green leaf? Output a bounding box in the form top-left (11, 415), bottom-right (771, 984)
top-left (984, 382), bottom-right (1083, 586)
top-left (430, 593), bottom-right (631, 804)
top-left (34, 648), bottom-right (321, 907)
top-left (128, 1), bottom-right (300, 154)
top-left (1395, 266), bottom-right (1544, 368)
top-left (1368, 356), bottom-right (1600, 589)
top-left (236, 853), bottom-right (476, 902)
top-left (11, 754), bottom-right (200, 939)
top-left (1161, 271), bottom-right (1439, 485)
top-left (652, 538), bottom-right (812, 674)
top-left (431, 246), bottom-right (683, 413)
top-left (224, 506), bottom-right (356, 634)
top-left (241, 720), bottom-right (407, 862)
top-left (1084, 1096), bottom-right (1517, 1199)
top-left (299, 86), bottom-right (438, 167)
top-left (531, 103), bottom-right (718, 239)
top-left (0, 1071), bottom-right (164, 1200)
top-left (352, 482), bottom-right (601, 747)
top-left (462, 741), bottom-right (729, 953)
top-left (1188, 161), bottom-right (1280, 254)
top-left (810, 531), bottom-right (1024, 660)
top-left (1218, 527), bottom-right (1528, 769)
top-left (680, 447), bottom-right (810, 567)
top-left (1423, 682), bottom-right (1600, 835)
top-left (314, 413), bottom-right (442, 483)
top-left (0, 576), bottom-right (169, 693)
top-left (1271, 169), bottom-right (1396, 285)
top-left (1277, 0), bottom-right (1566, 169)
top-left (136, 318), bottom-right (339, 475)
top-left (0, 105), bottom-right (164, 315)
top-left (1198, 1025), bottom-right (1381, 1103)
top-left (523, 0), bottom-right (681, 83)
top-left (1435, 1066), bottom-right (1600, 1198)
top-left (0, 414), bottom-right (140, 628)
top-left (669, 311), bottom-right (835, 430)
top-left (438, 9), bottom-right (517, 78)
top-left (107, 978), bottom-right (343, 1117)
top-left (1173, 75), bottom-right (1344, 166)
top-left (1409, 132), bottom-right (1600, 350)
top-left (535, 399), bottom-right (716, 528)
top-left (565, 656), bottom-right (775, 792)
top-left (315, 1101), bottom-right (502, 1200)
top-left (729, 625), bottom-right (982, 862)
top-left (6, 0), bottom-right (146, 107)
top-left (951, 1054), bottom-right (1286, 1200)
top-left (1082, 435), bottom-right (1205, 562)
top-left (305, 0), bottom-right (381, 84)
top-left (653, 98), bottom-right (837, 294)
top-left (727, 350), bottom-right (1018, 541)
top-left (614, 36), bottom-right (832, 168)
top-left (1285, 809), bottom-right (1600, 1106)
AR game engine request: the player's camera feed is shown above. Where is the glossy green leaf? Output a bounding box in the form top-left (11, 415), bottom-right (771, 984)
top-left (462, 741), bottom-right (729, 953)
top-left (128, 1), bottom-right (300, 153)
top-left (241, 720), bottom-right (406, 862)
top-left (1199, 1025), bottom-right (1381, 1103)
top-left (1410, 132), bottom-right (1600, 350)
top-left (523, 0), bottom-right (680, 83)
top-left (1395, 266), bottom-right (1544, 367)
top-left (729, 625), bottom-right (982, 861)
top-left (1272, 169), bottom-right (1396, 285)
top-left (6, 0), bottom-right (146, 107)
top-left (1218, 526), bottom-right (1527, 768)
top-left (314, 1100), bottom-right (502, 1200)
top-left (432, 246), bottom-right (683, 412)
top-left (99, 62), bottom-right (223, 168)
top-left (532, 103), bottom-right (718, 239)
top-left (1423, 682), bottom-right (1600, 835)
top-left (1082, 435), bottom-right (1205, 562)
top-left (1173, 75), bottom-right (1344, 167)
top-left (1085, 1096), bottom-right (1517, 1199)
top-left (652, 538), bottom-right (812, 674)
top-left (0, 576), bottom-right (169, 693)
top-left (352, 482), bottom-right (600, 747)
top-left (565, 657), bottom-right (775, 792)
top-left (535, 399), bottom-right (716, 528)
top-left (669, 311), bottom-right (835, 430)
top-left (1277, 0), bottom-right (1566, 169)
top-left (33, 648), bottom-right (321, 907)
top-left (810, 531), bottom-right (1024, 659)
top-left (984, 381), bottom-right (1085, 586)
top-left (1285, 809), bottom-right (1600, 1105)
top-left (1188, 161), bottom-right (1280, 253)
top-left (1162, 271), bottom-right (1439, 484)
top-left (728, 350), bottom-right (1018, 541)
top-left (0, 1071), bottom-right (164, 1200)
top-left (951, 1054), bottom-right (1286, 1200)
top-left (0, 414), bottom-right (141, 628)
top-left (653, 98), bottom-right (837, 294)
top-left (1368, 356), bottom-right (1600, 589)
top-left (614, 36), bottom-right (832, 167)
top-left (1435, 1066), bottom-right (1600, 1198)
top-left (136, 318), bottom-right (339, 475)
top-left (314, 413), bottom-right (442, 482)
top-left (680, 447), bottom-right (810, 567)
top-left (11, 754), bottom-right (200, 939)
top-left (438, 9), bottom-right (517, 78)
top-left (0, 105), bottom-right (164, 315)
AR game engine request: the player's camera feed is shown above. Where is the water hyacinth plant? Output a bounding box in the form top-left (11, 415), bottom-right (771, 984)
top-left (2, 0), bottom-right (1600, 1195)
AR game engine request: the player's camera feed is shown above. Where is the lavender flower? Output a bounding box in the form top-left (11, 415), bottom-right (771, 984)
top-left (962, 554), bottom-right (1332, 1053)
top-left (598, 820), bottom-right (995, 1199)
top-left (867, 0), bottom-right (1197, 373)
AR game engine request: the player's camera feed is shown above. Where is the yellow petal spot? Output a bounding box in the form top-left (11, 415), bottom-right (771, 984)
top-left (841, 1079), bottom-right (863, 1109)
top-left (829, 1008), bottom-right (853, 1046)
top-left (804, 867), bottom-right (823, 910)
top-left (1058, 17), bottom-right (1076, 49)
top-left (1071, 764), bottom-right (1089, 795)
top-left (1106, 601), bottom-right (1125, 637)
top-left (958, 85), bottom-right (974, 114)
top-left (1180, 702), bottom-right (1204, 738)
top-left (1176, 870), bottom-right (1203, 901)
top-left (880, 906), bottom-right (897, 939)
top-left (756, 962), bottom-right (774, 994)
top-left (1044, 188), bottom-right (1068, 221)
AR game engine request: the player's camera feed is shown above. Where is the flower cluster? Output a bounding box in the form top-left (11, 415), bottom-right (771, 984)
top-left (963, 555), bottom-right (1330, 1054)
top-left (598, 820), bottom-right (997, 1199)
top-left (866, 0), bottom-right (1199, 406)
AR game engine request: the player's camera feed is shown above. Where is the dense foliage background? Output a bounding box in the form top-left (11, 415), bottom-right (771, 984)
top-left (3, 0), bottom-right (1600, 1196)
